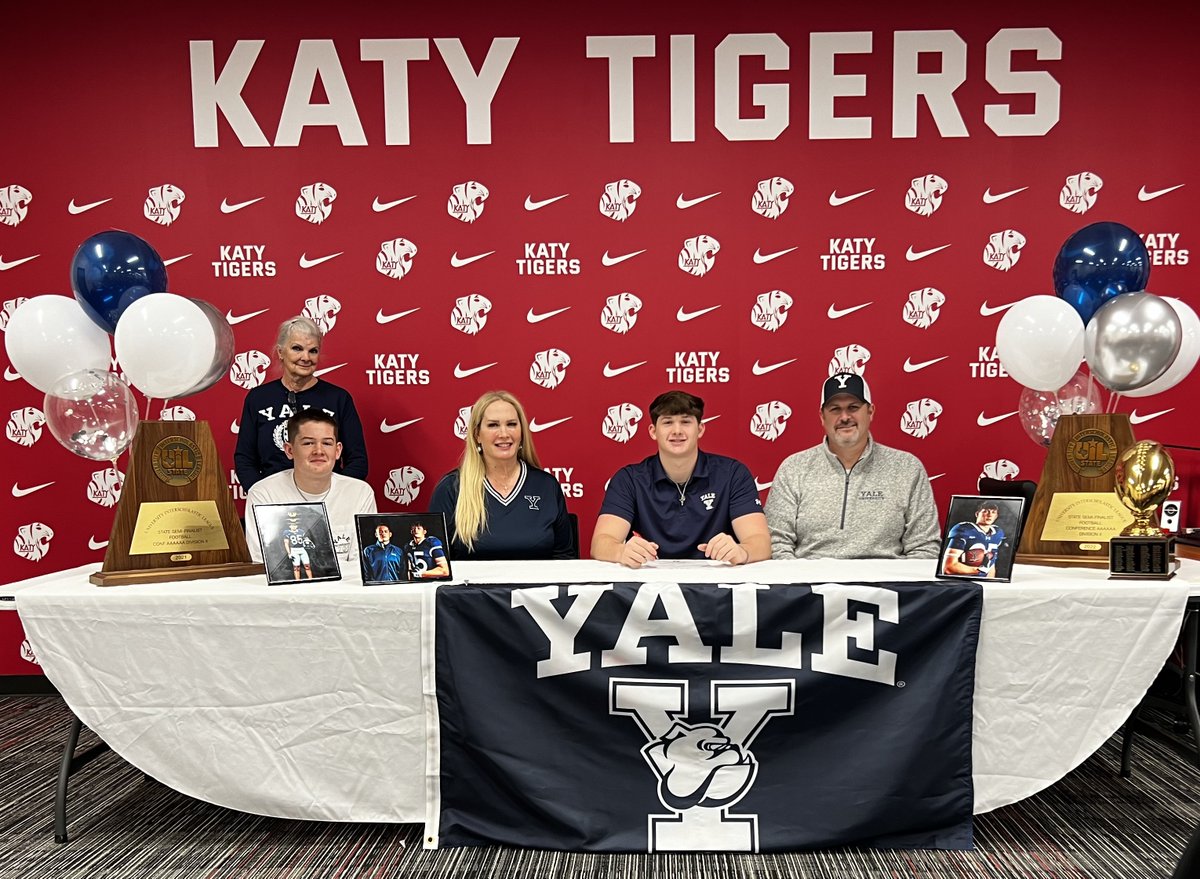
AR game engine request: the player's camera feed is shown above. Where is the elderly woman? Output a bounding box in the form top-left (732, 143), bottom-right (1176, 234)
top-left (429, 390), bottom-right (574, 560)
top-left (234, 316), bottom-right (368, 491)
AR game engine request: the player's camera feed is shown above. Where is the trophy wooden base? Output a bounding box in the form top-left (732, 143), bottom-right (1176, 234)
top-left (1016, 552), bottom-right (1110, 569)
top-left (90, 561), bottom-right (263, 587)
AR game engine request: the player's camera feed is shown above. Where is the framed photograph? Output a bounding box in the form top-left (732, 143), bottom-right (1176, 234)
top-left (253, 503), bottom-right (342, 584)
top-left (356, 512), bottom-right (453, 584)
top-left (936, 495), bottom-right (1026, 583)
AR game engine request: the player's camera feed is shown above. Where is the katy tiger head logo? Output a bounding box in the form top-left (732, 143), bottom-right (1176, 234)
top-left (0, 297), bottom-right (29, 331)
top-left (87, 467), bottom-right (123, 508)
top-left (750, 401), bottom-right (792, 441)
top-left (751, 176), bottom-right (794, 220)
top-left (384, 466), bottom-right (425, 506)
top-left (599, 179), bottom-right (641, 222)
top-left (905, 174), bottom-right (948, 217)
top-left (602, 403), bottom-right (642, 443)
top-left (529, 349), bottom-right (571, 390)
top-left (447, 181), bottom-right (489, 223)
top-left (601, 293), bottom-right (642, 335)
top-left (160, 405), bottom-right (195, 421)
top-left (677, 235), bottom-right (720, 277)
top-left (750, 290), bottom-right (792, 332)
top-left (453, 406), bottom-right (473, 440)
top-left (902, 287), bottom-right (946, 329)
top-left (1059, 172), bottom-right (1103, 215)
top-left (981, 459), bottom-right (1020, 481)
top-left (229, 350), bottom-right (272, 389)
top-left (144, 184), bottom-right (185, 226)
top-left (376, 238), bottom-right (418, 280)
top-left (14, 522), bottom-right (53, 562)
top-left (295, 182), bottom-right (337, 224)
top-left (983, 229), bottom-right (1025, 272)
top-left (900, 398), bottom-right (942, 439)
top-left (0, 185), bottom-right (32, 227)
top-left (828, 344), bottom-right (871, 376)
top-left (6, 406), bottom-right (44, 447)
top-left (303, 294), bottom-right (342, 333)
top-left (450, 294), bottom-right (492, 336)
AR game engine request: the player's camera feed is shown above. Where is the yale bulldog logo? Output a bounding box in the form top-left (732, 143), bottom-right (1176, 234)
top-left (645, 722), bottom-right (756, 812)
top-left (450, 294), bottom-right (492, 335)
top-left (447, 180), bottom-right (489, 223)
top-left (828, 344), bottom-right (871, 376)
top-left (602, 403), bottom-right (642, 443)
top-left (0, 297), bottom-right (29, 331)
top-left (530, 348), bottom-right (571, 389)
top-left (750, 290), bottom-right (792, 332)
top-left (900, 398), bottom-right (943, 439)
top-left (229, 350), bottom-right (272, 389)
top-left (87, 467), bottom-right (123, 508)
top-left (981, 459), bottom-right (1020, 481)
top-left (601, 293), bottom-right (642, 334)
top-left (384, 466), bottom-right (424, 505)
top-left (905, 174), bottom-right (948, 217)
top-left (751, 176), bottom-right (794, 219)
top-left (453, 406), bottom-right (473, 440)
top-left (750, 401), bottom-right (792, 441)
top-left (144, 184), bottom-right (185, 226)
top-left (902, 287), bottom-right (946, 329)
top-left (599, 179), bottom-right (641, 221)
top-left (20, 639), bottom-right (38, 666)
top-left (295, 182), bottom-right (337, 224)
top-left (159, 405), bottom-right (195, 421)
top-left (303, 294), bottom-right (341, 333)
top-left (6, 407), bottom-right (44, 446)
top-left (1059, 171), bottom-right (1102, 215)
top-left (376, 237), bottom-right (418, 280)
top-left (0, 185), bottom-right (32, 226)
top-left (678, 235), bottom-right (720, 277)
top-left (983, 230), bottom-right (1025, 272)
top-left (14, 522), bottom-right (54, 562)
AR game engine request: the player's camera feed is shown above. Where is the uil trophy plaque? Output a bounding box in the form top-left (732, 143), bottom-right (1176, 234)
top-left (1109, 441), bottom-right (1178, 579)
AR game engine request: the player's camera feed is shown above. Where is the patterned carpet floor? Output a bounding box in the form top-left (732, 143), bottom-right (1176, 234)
top-left (2, 695), bottom-right (1198, 878)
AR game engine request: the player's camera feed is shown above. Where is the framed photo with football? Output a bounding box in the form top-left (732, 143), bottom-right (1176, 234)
top-left (936, 495), bottom-right (1026, 583)
top-left (355, 512), bottom-right (453, 584)
top-left (253, 502), bottom-right (342, 585)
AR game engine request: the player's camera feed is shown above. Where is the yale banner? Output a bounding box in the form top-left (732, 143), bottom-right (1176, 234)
top-left (425, 580), bottom-right (981, 852)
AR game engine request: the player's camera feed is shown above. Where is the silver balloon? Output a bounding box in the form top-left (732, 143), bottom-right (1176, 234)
top-left (1084, 292), bottom-right (1182, 392)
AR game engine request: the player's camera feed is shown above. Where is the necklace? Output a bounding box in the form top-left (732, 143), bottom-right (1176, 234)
top-left (674, 478), bottom-right (691, 507)
top-left (293, 474), bottom-right (331, 502)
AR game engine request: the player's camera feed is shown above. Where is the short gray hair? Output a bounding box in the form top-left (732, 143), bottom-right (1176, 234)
top-left (274, 316), bottom-right (323, 356)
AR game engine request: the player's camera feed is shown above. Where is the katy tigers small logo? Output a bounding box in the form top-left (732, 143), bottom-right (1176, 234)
top-left (144, 184), bottom-right (185, 226)
top-left (902, 288), bottom-right (945, 329)
top-left (384, 466), bottom-right (424, 505)
top-left (14, 522), bottom-right (53, 562)
top-left (905, 174), bottom-right (948, 217)
top-left (0, 185), bottom-right (32, 227)
top-left (0, 297), bottom-right (29, 331)
top-left (602, 403), bottom-right (642, 443)
top-left (983, 230), bottom-right (1025, 272)
top-left (981, 459), bottom-right (1020, 481)
top-left (448, 181), bottom-right (489, 223)
top-left (1059, 172), bottom-right (1102, 215)
top-left (601, 293), bottom-right (642, 334)
top-left (750, 290), bottom-right (792, 332)
top-left (229, 350), bottom-right (272, 390)
top-left (451, 294), bottom-right (492, 335)
top-left (750, 401), bottom-right (792, 441)
top-left (295, 182), bottom-right (336, 224)
top-left (751, 176), bottom-right (794, 219)
top-left (900, 398), bottom-right (942, 439)
top-left (160, 405), bottom-right (195, 421)
top-left (599, 179), bottom-right (641, 221)
top-left (828, 345), bottom-right (871, 376)
top-left (530, 349), bottom-right (571, 389)
top-left (87, 467), bottom-right (123, 508)
top-left (6, 407), bottom-right (44, 446)
top-left (376, 238), bottom-right (418, 280)
top-left (303, 295), bottom-right (341, 333)
top-left (677, 235), bottom-right (720, 277)
top-left (453, 406), bottom-right (472, 439)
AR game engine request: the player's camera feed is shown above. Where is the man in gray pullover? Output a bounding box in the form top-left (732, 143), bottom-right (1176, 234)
top-left (765, 372), bottom-right (941, 559)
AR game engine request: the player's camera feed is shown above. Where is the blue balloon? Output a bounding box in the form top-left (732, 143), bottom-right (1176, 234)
top-left (70, 230), bottom-right (168, 333)
top-left (1052, 221), bottom-right (1150, 324)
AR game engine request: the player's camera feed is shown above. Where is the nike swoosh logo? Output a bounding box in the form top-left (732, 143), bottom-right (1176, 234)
top-left (827, 302), bottom-right (872, 319)
top-left (751, 358), bottom-right (797, 376)
top-left (220, 196), bottom-right (264, 214)
top-left (677, 305), bottom-right (720, 322)
top-left (380, 417), bottom-right (423, 434)
top-left (231, 419), bottom-right (239, 434)
top-left (525, 194), bottom-right (569, 211)
top-left (676, 192), bottom-right (720, 209)
top-left (4, 368), bottom-right (20, 381)
top-left (299, 251), bottom-right (342, 269)
top-left (67, 198), bottom-right (112, 215)
top-left (828, 189), bottom-right (874, 206)
top-left (454, 362), bottom-right (498, 378)
top-left (701, 416), bottom-right (720, 424)
top-left (928, 474), bottom-right (945, 482)
top-left (979, 300), bottom-right (1019, 317)
top-left (163, 254), bottom-right (192, 267)
top-left (982, 186), bottom-right (1028, 204)
top-left (601, 249), bottom-right (646, 267)
top-left (450, 250), bottom-right (494, 268)
top-left (529, 416), bottom-right (572, 432)
top-left (755, 478), bottom-right (772, 491)
top-left (372, 195), bottom-right (417, 212)
top-left (977, 411), bottom-right (1018, 427)
top-left (313, 363), bottom-right (346, 377)
top-left (226, 308), bottom-right (268, 325)
top-left (12, 481), bottom-right (54, 498)
top-left (603, 361), bottom-right (647, 377)
top-left (905, 244), bottom-right (951, 262)
top-left (1138, 184), bottom-right (1185, 202)
top-left (1129, 408), bottom-right (1174, 425)
top-left (527, 307), bottom-right (570, 323)
top-left (0, 254), bottom-right (39, 271)
top-left (753, 246), bottom-right (798, 264)
top-left (376, 307), bottom-right (420, 324)
top-left (88, 537), bottom-right (109, 551)
top-left (903, 356), bottom-right (949, 373)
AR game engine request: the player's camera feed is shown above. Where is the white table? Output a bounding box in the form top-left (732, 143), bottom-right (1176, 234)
top-left (13, 558), bottom-right (1195, 822)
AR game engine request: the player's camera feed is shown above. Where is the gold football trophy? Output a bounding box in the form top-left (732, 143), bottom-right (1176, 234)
top-left (1110, 441), bottom-right (1177, 579)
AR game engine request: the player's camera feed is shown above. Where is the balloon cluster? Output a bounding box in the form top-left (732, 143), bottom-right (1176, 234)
top-left (996, 221), bottom-right (1197, 446)
top-left (3, 230), bottom-right (236, 462)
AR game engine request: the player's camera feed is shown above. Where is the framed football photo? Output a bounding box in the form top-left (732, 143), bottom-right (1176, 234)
top-left (356, 512), bottom-right (453, 584)
top-left (936, 495), bottom-right (1026, 583)
top-left (253, 503), bottom-right (342, 585)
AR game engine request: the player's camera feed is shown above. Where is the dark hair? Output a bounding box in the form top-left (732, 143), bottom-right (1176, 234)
top-left (649, 390), bottom-right (704, 422)
top-left (410, 522), bottom-right (427, 536)
top-left (286, 409), bottom-right (339, 443)
top-left (976, 501), bottom-right (1000, 514)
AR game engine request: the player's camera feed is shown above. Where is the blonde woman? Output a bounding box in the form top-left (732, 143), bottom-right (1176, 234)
top-left (429, 391), bottom-right (573, 560)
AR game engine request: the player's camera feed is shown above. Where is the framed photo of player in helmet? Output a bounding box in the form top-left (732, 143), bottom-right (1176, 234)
top-left (254, 503), bottom-right (342, 585)
top-left (936, 495), bottom-right (1025, 582)
top-left (356, 512), bottom-right (453, 584)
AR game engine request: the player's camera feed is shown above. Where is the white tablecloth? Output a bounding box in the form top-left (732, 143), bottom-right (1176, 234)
top-left (12, 558), bottom-right (1195, 822)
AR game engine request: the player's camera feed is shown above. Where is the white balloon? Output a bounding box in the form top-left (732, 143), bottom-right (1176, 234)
top-left (3, 295), bottom-right (112, 394)
top-left (114, 294), bottom-right (217, 399)
top-left (1122, 297), bottom-right (1200, 397)
top-left (994, 295), bottom-right (1086, 392)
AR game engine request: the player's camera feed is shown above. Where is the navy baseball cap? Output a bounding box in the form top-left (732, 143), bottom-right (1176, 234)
top-left (821, 372), bottom-right (871, 405)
